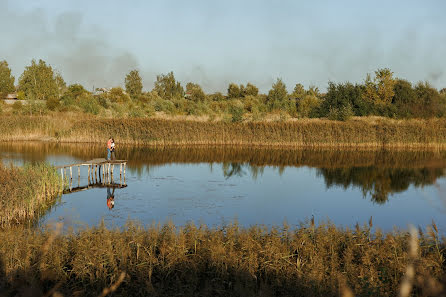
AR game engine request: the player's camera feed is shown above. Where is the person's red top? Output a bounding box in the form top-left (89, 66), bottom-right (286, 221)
top-left (107, 139), bottom-right (112, 149)
top-left (107, 197), bottom-right (114, 209)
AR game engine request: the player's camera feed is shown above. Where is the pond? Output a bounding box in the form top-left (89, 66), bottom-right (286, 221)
top-left (1, 142), bottom-right (445, 232)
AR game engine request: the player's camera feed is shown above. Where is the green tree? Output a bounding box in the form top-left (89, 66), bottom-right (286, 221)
top-left (392, 79), bottom-right (417, 118)
top-left (186, 82), bottom-right (206, 102)
top-left (243, 83), bottom-right (259, 97)
top-left (414, 82), bottom-right (444, 118)
top-left (298, 95), bottom-right (321, 118)
top-left (0, 60), bottom-right (15, 96)
top-left (153, 72), bottom-right (184, 100)
top-left (375, 68), bottom-right (396, 105)
top-left (266, 78), bottom-right (289, 110)
top-left (125, 70), bottom-right (143, 99)
top-left (291, 83), bottom-right (305, 100)
top-left (108, 87), bottom-right (130, 103)
top-left (227, 83), bottom-right (241, 99)
top-left (18, 59), bottom-right (60, 100)
top-left (55, 72), bottom-right (66, 96)
top-left (320, 82), bottom-right (369, 117)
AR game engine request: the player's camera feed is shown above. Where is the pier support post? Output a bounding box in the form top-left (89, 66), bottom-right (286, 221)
top-left (88, 165), bottom-right (91, 184)
top-left (124, 163), bottom-right (126, 184)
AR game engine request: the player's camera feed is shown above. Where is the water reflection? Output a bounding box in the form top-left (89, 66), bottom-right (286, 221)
top-left (1, 142), bottom-right (446, 205)
top-left (318, 167), bottom-right (445, 203)
top-left (107, 187), bottom-right (115, 210)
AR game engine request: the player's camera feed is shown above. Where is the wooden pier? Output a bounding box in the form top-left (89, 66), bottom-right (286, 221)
top-left (56, 158), bottom-right (127, 190)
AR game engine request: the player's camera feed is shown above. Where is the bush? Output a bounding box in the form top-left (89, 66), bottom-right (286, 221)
top-left (151, 97), bottom-right (175, 114)
top-left (328, 104), bottom-right (354, 121)
top-left (229, 100), bottom-right (244, 122)
top-left (298, 95), bottom-right (321, 118)
top-left (77, 95), bottom-right (101, 115)
top-left (128, 106), bottom-right (146, 118)
top-left (46, 97), bottom-right (60, 111)
top-left (12, 101), bottom-right (22, 113)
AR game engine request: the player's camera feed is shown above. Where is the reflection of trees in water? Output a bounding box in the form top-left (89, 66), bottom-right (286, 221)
top-left (222, 163), bottom-right (245, 179)
top-left (317, 167), bottom-right (446, 204)
top-left (222, 163), bottom-right (286, 180)
top-left (2, 143), bottom-right (446, 203)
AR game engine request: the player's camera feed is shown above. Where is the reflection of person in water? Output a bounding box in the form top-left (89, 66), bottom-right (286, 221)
top-left (106, 187), bottom-right (115, 210)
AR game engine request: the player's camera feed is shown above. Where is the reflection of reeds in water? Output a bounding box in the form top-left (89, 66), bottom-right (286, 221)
top-left (0, 163), bottom-right (62, 227)
top-left (0, 221), bottom-right (444, 296)
top-left (2, 142), bottom-right (446, 204)
top-left (2, 115), bottom-right (446, 148)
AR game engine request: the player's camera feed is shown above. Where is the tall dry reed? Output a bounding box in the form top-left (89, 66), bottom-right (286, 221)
top-left (1, 115), bottom-right (446, 148)
top-left (0, 163), bottom-right (62, 227)
top-left (0, 221), bottom-right (444, 296)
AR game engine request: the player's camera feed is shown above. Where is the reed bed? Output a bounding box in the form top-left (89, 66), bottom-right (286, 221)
top-left (0, 163), bottom-right (62, 227)
top-left (1, 115), bottom-right (446, 148)
top-left (0, 222), bottom-right (444, 296)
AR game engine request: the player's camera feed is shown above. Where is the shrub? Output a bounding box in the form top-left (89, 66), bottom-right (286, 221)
top-left (77, 94), bottom-right (101, 115)
top-left (298, 95), bottom-right (321, 118)
top-left (328, 104), bottom-right (354, 121)
top-left (12, 101), bottom-right (22, 113)
top-left (229, 100), bottom-right (244, 122)
top-left (128, 106), bottom-right (146, 118)
top-left (46, 97), bottom-right (60, 111)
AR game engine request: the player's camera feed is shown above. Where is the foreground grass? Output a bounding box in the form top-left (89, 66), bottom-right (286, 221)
top-left (2, 114), bottom-right (446, 147)
top-left (0, 163), bottom-right (62, 227)
top-left (0, 222), bottom-right (444, 296)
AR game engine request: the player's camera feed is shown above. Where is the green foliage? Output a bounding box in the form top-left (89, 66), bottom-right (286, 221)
top-left (0, 60), bottom-right (15, 95)
top-left (243, 83), bottom-right (259, 97)
top-left (209, 92), bottom-right (224, 101)
top-left (60, 84), bottom-right (88, 106)
top-left (267, 78), bottom-right (290, 111)
top-left (414, 82), bottom-right (444, 118)
top-left (153, 71), bottom-right (184, 100)
top-left (107, 87), bottom-right (130, 103)
top-left (12, 101), bottom-right (22, 113)
top-left (298, 95), bottom-right (321, 118)
top-left (229, 100), bottom-right (244, 122)
top-left (227, 83), bottom-right (241, 98)
top-left (77, 94), bottom-right (101, 115)
top-left (328, 103), bottom-right (354, 121)
top-left (186, 82), bottom-right (206, 102)
top-left (321, 82), bottom-right (369, 117)
top-left (18, 59), bottom-right (61, 100)
top-left (291, 83), bottom-right (306, 100)
top-left (125, 69), bottom-right (143, 99)
top-left (20, 100), bottom-right (48, 116)
top-left (46, 97), bottom-right (60, 111)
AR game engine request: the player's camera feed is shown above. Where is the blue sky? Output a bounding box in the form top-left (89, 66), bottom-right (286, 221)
top-left (1, 0), bottom-right (445, 92)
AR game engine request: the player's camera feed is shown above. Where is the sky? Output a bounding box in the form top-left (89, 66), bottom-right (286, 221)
top-left (1, 0), bottom-right (445, 93)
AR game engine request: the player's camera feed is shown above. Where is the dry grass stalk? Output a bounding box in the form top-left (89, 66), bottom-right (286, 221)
top-left (398, 226), bottom-right (418, 297)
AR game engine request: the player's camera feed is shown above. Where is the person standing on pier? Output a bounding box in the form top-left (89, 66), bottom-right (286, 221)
top-left (107, 137), bottom-right (113, 160)
top-left (110, 138), bottom-right (116, 160)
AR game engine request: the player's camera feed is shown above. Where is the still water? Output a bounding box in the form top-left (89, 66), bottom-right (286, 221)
top-left (1, 143), bottom-right (446, 232)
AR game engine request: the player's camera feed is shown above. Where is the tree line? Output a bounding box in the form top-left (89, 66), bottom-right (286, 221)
top-left (1, 58), bottom-right (445, 120)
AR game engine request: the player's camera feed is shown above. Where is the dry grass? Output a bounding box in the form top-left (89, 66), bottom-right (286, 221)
top-left (0, 221), bottom-right (444, 296)
top-left (0, 163), bottom-right (62, 227)
top-left (1, 114), bottom-right (446, 148)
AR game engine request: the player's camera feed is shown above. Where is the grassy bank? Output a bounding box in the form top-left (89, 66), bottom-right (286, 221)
top-left (0, 222), bottom-right (444, 296)
top-left (1, 115), bottom-right (446, 148)
top-left (0, 163), bottom-right (62, 227)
